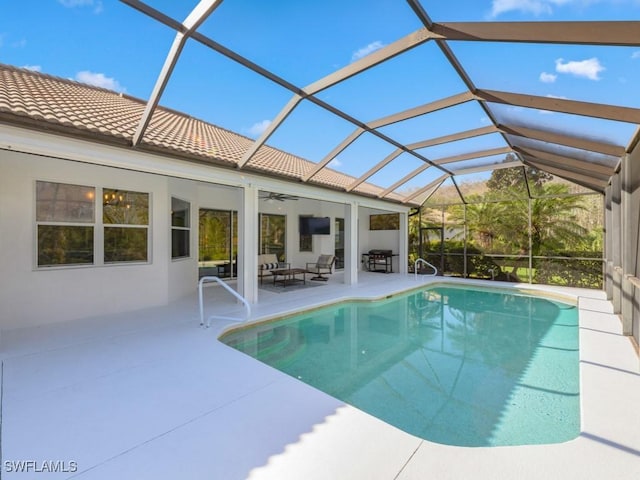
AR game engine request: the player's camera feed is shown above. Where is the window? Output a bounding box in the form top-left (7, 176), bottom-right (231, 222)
top-left (103, 189), bottom-right (149, 263)
top-left (171, 197), bottom-right (190, 259)
top-left (36, 181), bottom-right (95, 266)
top-left (370, 213), bottom-right (400, 230)
top-left (36, 181), bottom-right (150, 267)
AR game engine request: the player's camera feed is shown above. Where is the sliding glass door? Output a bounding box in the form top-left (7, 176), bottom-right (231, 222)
top-left (199, 209), bottom-right (237, 278)
top-left (259, 213), bottom-right (286, 261)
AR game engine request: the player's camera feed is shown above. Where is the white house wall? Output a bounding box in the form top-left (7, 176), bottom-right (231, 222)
top-left (0, 124), bottom-right (411, 329)
top-left (0, 150), bottom-right (170, 329)
top-left (168, 177), bottom-right (196, 303)
top-left (359, 207), bottom-right (402, 273)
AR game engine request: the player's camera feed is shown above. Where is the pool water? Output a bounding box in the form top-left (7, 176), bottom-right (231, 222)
top-left (221, 285), bottom-right (580, 446)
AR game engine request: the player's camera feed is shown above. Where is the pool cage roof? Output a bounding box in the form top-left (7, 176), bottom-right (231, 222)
top-left (5, 1), bottom-right (640, 207)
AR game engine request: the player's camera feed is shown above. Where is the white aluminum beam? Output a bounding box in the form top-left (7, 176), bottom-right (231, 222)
top-left (238, 94), bottom-right (303, 168)
top-left (431, 21), bottom-right (640, 46)
top-left (408, 125), bottom-right (498, 150)
top-left (379, 163), bottom-right (431, 198)
top-left (367, 91), bottom-right (475, 129)
top-left (433, 146), bottom-right (512, 166)
top-left (405, 0), bottom-right (514, 153)
top-left (346, 148), bottom-right (403, 192)
top-left (124, 0), bottom-right (453, 184)
top-left (402, 174), bottom-right (450, 204)
top-left (628, 125), bottom-right (640, 154)
top-left (304, 27), bottom-right (438, 95)
top-left (450, 160), bottom-right (522, 176)
top-left (523, 158), bottom-right (608, 189)
top-left (477, 89), bottom-right (640, 124)
top-left (183, 0), bottom-right (222, 31)
top-left (514, 146), bottom-right (615, 178)
top-left (303, 128), bottom-right (365, 182)
top-left (132, 0), bottom-right (223, 147)
top-left (500, 124), bottom-right (625, 158)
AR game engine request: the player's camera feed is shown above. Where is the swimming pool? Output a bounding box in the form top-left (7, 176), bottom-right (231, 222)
top-left (220, 284), bottom-right (580, 446)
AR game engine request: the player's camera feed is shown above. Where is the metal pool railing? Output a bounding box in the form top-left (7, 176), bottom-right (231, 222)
top-left (198, 276), bottom-right (251, 328)
top-left (414, 258), bottom-right (438, 280)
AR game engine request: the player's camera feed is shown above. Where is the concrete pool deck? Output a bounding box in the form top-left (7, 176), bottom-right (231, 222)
top-left (1, 273), bottom-right (638, 479)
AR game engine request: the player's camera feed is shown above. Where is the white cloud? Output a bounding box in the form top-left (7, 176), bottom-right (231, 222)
top-left (75, 71), bottom-right (125, 92)
top-left (632, 50), bottom-right (640, 59)
top-left (329, 158), bottom-right (342, 168)
top-left (490, 0), bottom-right (637, 17)
top-left (22, 65), bottom-right (42, 72)
top-left (58, 0), bottom-right (103, 14)
top-left (555, 57), bottom-right (604, 80)
top-left (539, 72), bottom-right (557, 83)
top-left (351, 41), bottom-right (385, 62)
top-left (491, 0), bottom-right (554, 17)
top-left (11, 39), bottom-right (26, 48)
top-left (247, 120), bottom-right (271, 137)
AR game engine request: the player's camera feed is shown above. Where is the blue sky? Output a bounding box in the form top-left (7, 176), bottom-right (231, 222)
top-left (1, 0), bottom-right (639, 197)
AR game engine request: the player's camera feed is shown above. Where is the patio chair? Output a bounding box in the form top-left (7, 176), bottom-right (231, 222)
top-left (306, 254), bottom-right (335, 281)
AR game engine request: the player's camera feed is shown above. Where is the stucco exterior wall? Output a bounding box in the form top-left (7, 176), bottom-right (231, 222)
top-left (358, 207), bottom-right (402, 272)
top-left (0, 126), bottom-right (411, 330)
top-left (0, 150), bottom-right (170, 328)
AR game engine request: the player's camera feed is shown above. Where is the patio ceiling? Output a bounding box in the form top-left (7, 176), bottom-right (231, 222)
top-left (121, 0), bottom-right (640, 205)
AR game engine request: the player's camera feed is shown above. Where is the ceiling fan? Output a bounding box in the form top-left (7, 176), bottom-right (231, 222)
top-left (260, 192), bottom-right (299, 202)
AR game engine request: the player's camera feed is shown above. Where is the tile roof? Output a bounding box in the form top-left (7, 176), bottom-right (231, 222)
top-left (0, 64), bottom-right (408, 205)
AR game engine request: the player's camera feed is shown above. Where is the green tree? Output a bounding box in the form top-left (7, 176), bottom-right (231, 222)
top-left (451, 197), bottom-right (510, 251)
top-left (450, 184), bottom-right (587, 256)
top-left (486, 157), bottom-right (552, 192)
top-left (528, 183), bottom-right (588, 256)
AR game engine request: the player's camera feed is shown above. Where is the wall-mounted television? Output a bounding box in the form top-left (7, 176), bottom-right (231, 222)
top-left (299, 216), bottom-right (331, 235)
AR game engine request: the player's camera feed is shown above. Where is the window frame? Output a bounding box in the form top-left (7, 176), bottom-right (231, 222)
top-left (34, 180), bottom-right (152, 269)
top-left (171, 196), bottom-right (191, 260)
top-left (103, 187), bottom-right (151, 264)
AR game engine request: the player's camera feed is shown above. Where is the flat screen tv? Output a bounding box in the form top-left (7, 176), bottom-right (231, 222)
top-left (299, 216), bottom-right (331, 235)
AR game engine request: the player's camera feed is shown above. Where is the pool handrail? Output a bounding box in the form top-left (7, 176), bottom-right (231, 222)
top-left (198, 276), bottom-right (251, 328)
top-left (414, 258), bottom-right (438, 279)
